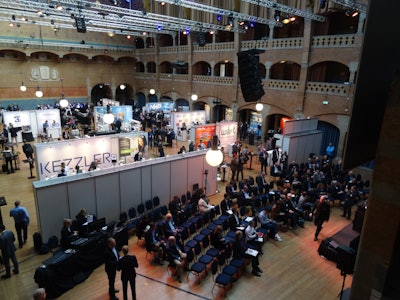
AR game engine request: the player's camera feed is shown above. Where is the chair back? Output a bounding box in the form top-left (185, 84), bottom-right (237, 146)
top-left (128, 207), bottom-right (137, 219)
top-left (153, 196), bottom-right (160, 207)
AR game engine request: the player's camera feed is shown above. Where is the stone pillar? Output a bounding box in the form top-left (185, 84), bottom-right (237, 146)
top-left (268, 25), bottom-right (274, 39)
top-left (357, 12), bottom-right (366, 34)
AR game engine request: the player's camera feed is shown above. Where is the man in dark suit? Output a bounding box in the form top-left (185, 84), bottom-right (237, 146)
top-left (104, 237), bottom-right (119, 300)
top-left (117, 245), bottom-right (138, 300)
top-left (256, 172), bottom-right (269, 195)
top-left (0, 224), bottom-right (19, 279)
top-left (220, 193), bottom-right (233, 215)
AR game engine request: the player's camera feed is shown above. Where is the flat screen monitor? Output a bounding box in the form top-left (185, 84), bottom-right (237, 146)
top-left (87, 217), bottom-right (106, 233)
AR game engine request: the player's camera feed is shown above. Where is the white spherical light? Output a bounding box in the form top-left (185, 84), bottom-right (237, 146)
top-left (20, 83), bottom-right (27, 92)
top-left (205, 149), bottom-right (223, 167)
top-left (59, 99), bottom-right (69, 108)
top-left (103, 113), bottom-right (115, 124)
top-left (149, 88), bottom-right (156, 95)
top-left (35, 89), bottom-right (43, 98)
top-left (255, 102), bottom-right (264, 112)
top-left (191, 93), bottom-right (198, 101)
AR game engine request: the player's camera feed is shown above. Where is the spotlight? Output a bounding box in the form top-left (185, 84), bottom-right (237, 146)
top-left (56, 3), bottom-right (63, 10)
top-left (227, 13), bottom-right (234, 26)
top-left (274, 10), bottom-right (281, 22)
top-left (149, 88), bottom-right (156, 95)
top-left (209, 29), bottom-right (215, 35)
top-left (346, 10), bottom-right (359, 17)
top-left (249, 21), bottom-right (255, 28)
top-left (217, 14), bottom-right (222, 22)
top-left (282, 15), bottom-right (290, 24)
top-left (119, 84), bottom-right (126, 90)
top-left (238, 20), bottom-right (245, 26)
top-left (126, 35), bottom-right (131, 39)
top-left (255, 101), bottom-right (264, 112)
top-left (157, 24), bottom-right (162, 31)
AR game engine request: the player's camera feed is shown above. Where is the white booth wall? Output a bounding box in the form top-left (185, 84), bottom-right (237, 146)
top-left (278, 118), bottom-right (323, 164)
top-left (32, 151), bottom-right (217, 241)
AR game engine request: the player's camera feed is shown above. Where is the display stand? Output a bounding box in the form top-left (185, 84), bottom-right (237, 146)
top-left (248, 152), bottom-right (255, 170)
top-left (28, 159), bottom-right (36, 179)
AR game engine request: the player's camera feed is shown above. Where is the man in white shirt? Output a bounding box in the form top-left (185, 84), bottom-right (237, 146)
top-left (258, 208), bottom-right (282, 241)
top-left (245, 220), bottom-right (263, 254)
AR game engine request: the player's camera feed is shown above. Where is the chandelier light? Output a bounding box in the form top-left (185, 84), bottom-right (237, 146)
top-left (205, 135), bottom-right (223, 167)
top-left (191, 93), bottom-right (198, 101)
top-left (20, 82), bottom-right (27, 92)
top-left (103, 105), bottom-right (115, 124)
top-left (255, 101), bottom-right (264, 112)
top-left (35, 86), bottom-right (43, 98)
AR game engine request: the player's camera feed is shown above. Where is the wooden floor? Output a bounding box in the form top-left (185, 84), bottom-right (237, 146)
top-left (0, 139), bottom-right (355, 300)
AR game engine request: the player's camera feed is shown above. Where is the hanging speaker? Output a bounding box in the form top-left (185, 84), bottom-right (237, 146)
top-left (197, 32), bottom-right (206, 47)
top-left (237, 49), bottom-right (265, 102)
top-left (75, 17), bottom-right (86, 33)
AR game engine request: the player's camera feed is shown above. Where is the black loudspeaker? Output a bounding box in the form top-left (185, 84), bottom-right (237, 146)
top-left (197, 32), bottom-right (206, 47)
top-left (237, 50), bottom-right (265, 102)
top-left (336, 245), bottom-right (356, 275)
top-left (75, 17), bottom-right (86, 33)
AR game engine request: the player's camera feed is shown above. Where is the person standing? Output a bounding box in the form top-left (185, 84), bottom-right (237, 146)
top-left (22, 139), bottom-right (34, 160)
top-left (8, 123), bottom-right (20, 145)
top-left (117, 245), bottom-right (139, 300)
top-left (310, 195), bottom-right (331, 241)
top-left (0, 224), bottom-right (19, 279)
top-left (9, 200), bottom-right (30, 248)
top-left (325, 142), bottom-right (335, 159)
top-left (105, 237), bottom-right (120, 300)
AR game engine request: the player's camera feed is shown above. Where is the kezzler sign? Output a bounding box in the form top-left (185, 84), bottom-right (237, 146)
top-left (39, 152), bottom-right (112, 176)
top-left (34, 136), bottom-right (117, 180)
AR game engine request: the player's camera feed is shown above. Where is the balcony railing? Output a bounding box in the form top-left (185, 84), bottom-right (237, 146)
top-left (312, 34), bottom-right (356, 48)
top-left (267, 79), bottom-right (300, 91)
top-left (306, 82), bottom-right (350, 95)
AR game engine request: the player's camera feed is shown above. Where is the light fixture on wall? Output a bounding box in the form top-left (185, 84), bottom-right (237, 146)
top-left (205, 135), bottom-right (223, 167)
top-left (35, 86), bottom-right (43, 98)
top-left (103, 105), bottom-right (115, 124)
top-left (255, 100), bottom-right (264, 112)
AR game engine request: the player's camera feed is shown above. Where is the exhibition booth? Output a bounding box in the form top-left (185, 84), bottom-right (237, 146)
top-left (93, 105), bottom-right (133, 132)
top-left (170, 111), bottom-right (207, 141)
top-left (274, 118), bottom-right (323, 164)
top-left (34, 131), bottom-right (149, 180)
top-left (32, 150), bottom-right (217, 241)
top-left (190, 121), bottom-right (238, 154)
top-left (2, 109), bottom-right (62, 142)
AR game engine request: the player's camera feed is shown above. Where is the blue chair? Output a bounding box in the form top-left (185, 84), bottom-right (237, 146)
top-left (200, 228), bottom-right (212, 237)
top-left (188, 261), bottom-right (207, 283)
top-left (211, 260), bottom-right (233, 296)
top-left (198, 254), bottom-right (214, 269)
top-left (206, 247), bottom-right (220, 258)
